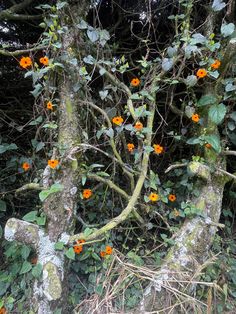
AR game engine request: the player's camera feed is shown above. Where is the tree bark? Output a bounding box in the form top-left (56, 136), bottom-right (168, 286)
top-left (4, 2), bottom-right (89, 313)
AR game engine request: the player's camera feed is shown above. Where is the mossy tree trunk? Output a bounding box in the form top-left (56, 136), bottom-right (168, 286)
top-left (4, 2), bottom-right (89, 313)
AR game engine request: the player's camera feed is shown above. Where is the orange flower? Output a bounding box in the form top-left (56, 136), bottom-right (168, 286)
top-left (149, 192), bottom-right (159, 202)
top-left (39, 56), bottom-right (49, 66)
top-left (168, 194), bottom-right (176, 202)
top-left (211, 60), bottom-right (221, 70)
top-left (112, 116), bottom-right (124, 126)
top-left (100, 251), bottom-right (106, 258)
top-left (19, 56), bottom-right (32, 69)
top-left (205, 143), bottom-right (212, 149)
top-left (191, 113), bottom-right (200, 123)
top-left (48, 159), bottom-right (59, 169)
top-left (153, 144), bottom-right (164, 155)
top-left (127, 143), bottom-right (135, 152)
top-left (105, 245), bottom-right (113, 255)
top-left (82, 189), bottom-right (92, 199)
top-left (0, 307), bottom-right (7, 314)
top-left (22, 162), bottom-right (30, 171)
top-left (196, 68), bottom-right (207, 78)
top-left (134, 121), bottom-right (143, 131)
top-left (73, 245), bottom-right (83, 254)
top-left (46, 101), bottom-right (53, 110)
top-left (31, 257), bottom-right (38, 265)
top-left (131, 78), bottom-right (140, 87)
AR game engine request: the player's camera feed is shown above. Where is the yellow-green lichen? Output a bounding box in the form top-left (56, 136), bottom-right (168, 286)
top-left (44, 262), bottom-right (62, 301)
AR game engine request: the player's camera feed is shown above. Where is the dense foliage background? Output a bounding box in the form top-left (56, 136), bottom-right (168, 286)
top-left (1, 0), bottom-right (236, 313)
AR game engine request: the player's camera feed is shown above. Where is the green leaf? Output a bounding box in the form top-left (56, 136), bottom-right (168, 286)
top-left (91, 252), bottom-right (100, 261)
top-left (186, 137), bottom-right (201, 145)
top-left (55, 242), bottom-right (64, 250)
top-left (21, 245), bottom-right (31, 259)
top-left (162, 58), bottom-right (173, 72)
top-left (99, 90), bottom-right (108, 100)
top-left (130, 93), bottom-right (140, 100)
top-left (42, 123), bottom-right (58, 129)
top-left (32, 263), bottom-right (43, 278)
top-left (95, 284), bottom-right (104, 296)
top-left (209, 103), bottom-right (226, 125)
top-left (99, 67), bottom-right (106, 76)
top-left (77, 20), bottom-right (88, 29)
top-left (230, 112), bottom-right (236, 121)
top-left (95, 171), bottom-right (110, 177)
top-left (105, 128), bottom-right (114, 138)
top-left (184, 75), bottom-right (197, 87)
top-left (79, 251), bottom-right (90, 261)
top-left (84, 227), bottom-right (93, 237)
top-left (202, 135), bottom-right (221, 153)
top-left (30, 83), bottom-right (43, 98)
top-left (0, 200), bottom-right (6, 211)
top-left (36, 215), bottom-right (46, 226)
top-left (22, 211), bottom-right (38, 222)
top-left (83, 55), bottom-right (95, 64)
top-left (29, 116), bottom-right (43, 126)
top-left (221, 23), bottom-right (235, 37)
top-left (0, 143), bottom-right (18, 154)
top-left (197, 94), bottom-right (217, 107)
top-left (20, 261), bottom-right (32, 274)
top-left (87, 29), bottom-right (99, 42)
top-left (212, 0), bottom-right (226, 11)
top-left (39, 183), bottom-right (64, 202)
top-left (65, 248), bottom-right (75, 260)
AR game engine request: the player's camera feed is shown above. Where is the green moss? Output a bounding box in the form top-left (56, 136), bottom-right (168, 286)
top-left (66, 98), bottom-right (73, 120)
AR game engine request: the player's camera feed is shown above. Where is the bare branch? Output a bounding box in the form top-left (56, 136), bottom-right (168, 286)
top-left (0, 0), bottom-right (42, 21)
top-left (222, 150), bottom-right (236, 156)
top-left (0, 46), bottom-right (46, 57)
top-left (15, 183), bottom-right (44, 194)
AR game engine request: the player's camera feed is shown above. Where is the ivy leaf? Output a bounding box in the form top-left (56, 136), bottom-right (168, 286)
top-left (83, 55), bottom-right (95, 65)
top-left (221, 23), bottom-right (235, 37)
top-left (202, 135), bottom-right (221, 153)
top-left (161, 58), bottom-right (173, 72)
top-left (208, 103), bottom-right (226, 125)
top-left (55, 242), bottom-right (65, 250)
top-left (21, 245), bottom-right (31, 260)
top-left (32, 263), bottom-right (43, 278)
top-left (186, 137), bottom-right (201, 145)
top-left (87, 28), bottom-right (99, 42)
top-left (99, 67), bottom-right (106, 76)
top-left (167, 46), bottom-right (177, 57)
top-left (77, 20), bottom-right (88, 29)
top-left (184, 75), bottom-right (197, 87)
top-left (197, 94), bottom-right (218, 107)
top-left (99, 90), bottom-right (108, 100)
top-left (212, 0), bottom-right (226, 11)
top-left (0, 200), bottom-right (6, 212)
top-left (20, 261), bottom-right (32, 274)
top-left (39, 184), bottom-right (64, 202)
top-left (65, 248), bottom-right (75, 260)
top-left (190, 33), bottom-right (207, 45)
top-left (22, 211), bottom-right (37, 222)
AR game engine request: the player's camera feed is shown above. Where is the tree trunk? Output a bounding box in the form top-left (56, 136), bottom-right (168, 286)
top-left (4, 2), bottom-right (89, 313)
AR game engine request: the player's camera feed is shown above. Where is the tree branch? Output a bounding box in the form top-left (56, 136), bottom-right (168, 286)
top-left (87, 173), bottom-right (130, 200)
top-left (0, 46), bottom-right (46, 57)
top-left (69, 100), bottom-right (156, 243)
top-left (0, 0), bottom-right (42, 21)
top-left (15, 183), bottom-right (44, 194)
top-left (5, 218), bottom-right (40, 250)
